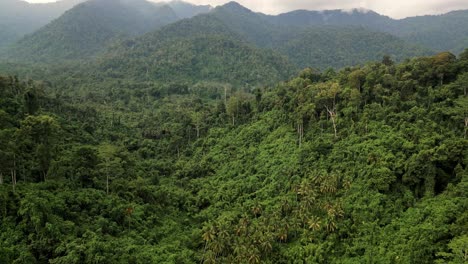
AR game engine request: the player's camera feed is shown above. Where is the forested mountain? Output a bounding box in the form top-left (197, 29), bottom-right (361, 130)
top-left (6, 0), bottom-right (180, 62)
top-left (3, 1), bottom-right (468, 67)
top-left (394, 10), bottom-right (468, 54)
top-left (268, 8), bottom-right (393, 30)
top-left (266, 7), bottom-right (468, 53)
top-left (0, 0), bottom-right (86, 49)
top-left (99, 35), bottom-right (295, 85)
top-left (2, 1), bottom-right (468, 264)
top-left (94, 13), bottom-right (295, 85)
top-left (164, 0), bottom-right (212, 19)
top-left (87, 1), bottom-right (428, 83)
top-left (0, 49), bottom-right (467, 263)
top-left (7, 1), bottom-right (468, 73)
top-left (276, 26), bottom-right (429, 69)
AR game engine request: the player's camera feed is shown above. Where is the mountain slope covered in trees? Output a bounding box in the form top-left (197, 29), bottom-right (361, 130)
top-left (88, 1), bottom-right (429, 82)
top-left (6, 0), bottom-right (179, 62)
top-left (393, 10), bottom-right (468, 54)
top-left (3, 1), bottom-right (468, 65)
top-left (4, 1), bottom-right (431, 71)
top-left (0, 50), bottom-right (467, 263)
top-left (94, 13), bottom-right (296, 85)
top-left (276, 26), bottom-right (429, 69)
top-left (266, 7), bottom-right (468, 53)
top-left (0, 0), bottom-right (86, 49)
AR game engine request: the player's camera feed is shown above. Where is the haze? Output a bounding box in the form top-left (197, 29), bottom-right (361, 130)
top-left (24, 0), bottom-right (468, 18)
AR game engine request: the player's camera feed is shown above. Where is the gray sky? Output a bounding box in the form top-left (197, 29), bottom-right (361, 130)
top-left (24, 0), bottom-right (468, 19)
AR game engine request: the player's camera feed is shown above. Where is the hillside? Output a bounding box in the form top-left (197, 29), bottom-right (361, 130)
top-left (0, 0), bottom-right (86, 49)
top-left (269, 8), bottom-right (394, 30)
top-left (6, 0), bottom-right (179, 62)
top-left (265, 7), bottom-right (468, 53)
top-left (6, 1), bottom-right (460, 73)
top-left (394, 10), bottom-right (468, 54)
top-left (1, 1), bottom-right (467, 263)
top-left (97, 14), bottom-right (296, 85)
top-left (0, 51), bottom-right (467, 263)
top-left (201, 3), bottom-right (431, 69)
top-left (90, 1), bottom-right (431, 82)
top-left (276, 26), bottom-right (429, 69)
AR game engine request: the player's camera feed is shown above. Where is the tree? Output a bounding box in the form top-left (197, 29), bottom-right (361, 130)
top-left (191, 111), bottom-right (205, 138)
top-left (98, 144), bottom-right (124, 195)
top-left (348, 69), bottom-right (366, 92)
top-left (73, 146), bottom-right (99, 187)
top-left (454, 96), bottom-right (468, 138)
top-left (314, 82), bottom-right (342, 138)
top-left (226, 92), bottom-right (252, 126)
top-left (382, 55), bottom-right (394, 66)
top-left (17, 115), bottom-right (60, 181)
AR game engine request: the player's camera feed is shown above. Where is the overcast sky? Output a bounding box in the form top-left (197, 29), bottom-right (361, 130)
top-left (24, 0), bottom-right (468, 19)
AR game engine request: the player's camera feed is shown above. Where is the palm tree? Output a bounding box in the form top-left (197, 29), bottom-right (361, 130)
top-left (201, 223), bottom-right (217, 264)
top-left (247, 246), bottom-right (261, 264)
top-left (203, 250), bottom-right (216, 264)
top-left (307, 216), bottom-right (322, 231)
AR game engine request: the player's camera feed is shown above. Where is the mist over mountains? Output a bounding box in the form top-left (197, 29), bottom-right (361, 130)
top-left (1, 0), bottom-right (468, 82)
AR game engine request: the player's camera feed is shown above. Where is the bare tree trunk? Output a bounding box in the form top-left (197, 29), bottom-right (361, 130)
top-left (297, 123), bottom-right (304, 147)
top-left (326, 106), bottom-right (338, 138)
top-left (301, 123), bottom-right (304, 146)
top-left (224, 86), bottom-right (228, 107)
top-left (464, 117), bottom-right (467, 139)
top-left (297, 124), bottom-right (301, 147)
top-left (105, 158), bottom-right (110, 195)
top-left (106, 173), bottom-right (109, 195)
top-left (12, 154), bottom-right (17, 191)
top-left (0, 173), bottom-right (3, 185)
top-left (11, 170), bottom-right (16, 192)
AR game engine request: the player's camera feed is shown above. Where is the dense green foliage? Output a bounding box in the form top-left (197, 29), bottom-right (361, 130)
top-left (94, 12), bottom-right (296, 85)
top-left (3, 1), bottom-right (468, 66)
top-left (2, 1), bottom-right (431, 70)
top-left (1, 2), bottom-right (467, 263)
top-left (275, 26), bottom-right (428, 69)
top-left (101, 34), bottom-right (295, 85)
top-left (6, 0), bottom-right (179, 62)
top-left (1, 50), bottom-right (467, 263)
top-left (76, 2), bottom-right (429, 84)
top-left (393, 10), bottom-right (468, 54)
top-left (266, 7), bottom-right (468, 54)
top-left (164, 2), bottom-right (431, 70)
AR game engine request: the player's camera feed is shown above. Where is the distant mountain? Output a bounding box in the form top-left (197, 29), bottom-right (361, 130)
top-left (269, 8), bottom-right (393, 29)
top-left (276, 26), bottom-right (430, 69)
top-left (208, 2), bottom-right (430, 68)
top-left (4, 0), bottom-right (464, 84)
top-left (265, 7), bottom-right (468, 54)
top-left (0, 0), bottom-right (86, 48)
top-left (7, 0), bottom-right (179, 62)
top-left (96, 15), bottom-right (296, 85)
top-left (393, 10), bottom-right (468, 54)
top-left (165, 0), bottom-right (212, 19)
top-left (210, 2), bottom-right (285, 48)
top-left (92, 2), bottom-right (431, 85)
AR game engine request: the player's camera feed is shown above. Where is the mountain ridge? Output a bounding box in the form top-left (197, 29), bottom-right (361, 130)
top-left (6, 0), bottom-right (181, 61)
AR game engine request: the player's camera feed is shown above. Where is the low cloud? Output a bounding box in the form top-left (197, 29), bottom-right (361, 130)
top-left (182, 0), bottom-right (468, 18)
top-left (25, 0), bottom-right (468, 18)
